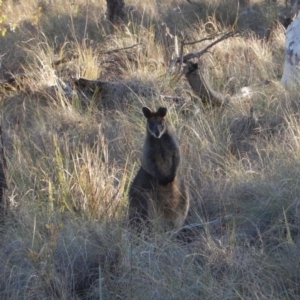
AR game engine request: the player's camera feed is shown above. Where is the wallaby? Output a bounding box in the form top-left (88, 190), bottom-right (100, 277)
top-left (128, 106), bottom-right (189, 232)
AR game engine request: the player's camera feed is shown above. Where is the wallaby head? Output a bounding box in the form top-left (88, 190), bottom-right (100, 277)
top-left (142, 106), bottom-right (168, 139)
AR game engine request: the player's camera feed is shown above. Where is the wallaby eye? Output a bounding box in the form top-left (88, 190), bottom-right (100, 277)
top-left (158, 121), bottom-right (164, 130)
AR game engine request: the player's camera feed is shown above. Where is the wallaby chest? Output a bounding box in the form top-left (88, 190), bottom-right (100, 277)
top-left (142, 133), bottom-right (178, 173)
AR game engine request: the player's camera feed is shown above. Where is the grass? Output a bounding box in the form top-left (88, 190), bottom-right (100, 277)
top-left (0, 0), bottom-right (300, 299)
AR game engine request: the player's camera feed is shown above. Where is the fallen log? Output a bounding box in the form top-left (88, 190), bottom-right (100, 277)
top-left (74, 77), bottom-right (156, 110)
top-left (74, 77), bottom-right (188, 109)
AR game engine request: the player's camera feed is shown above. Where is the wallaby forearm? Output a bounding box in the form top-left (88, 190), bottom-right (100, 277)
top-left (142, 163), bottom-right (171, 183)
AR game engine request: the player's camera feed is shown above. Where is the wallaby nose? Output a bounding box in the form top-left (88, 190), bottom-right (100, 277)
top-left (154, 129), bottom-right (161, 138)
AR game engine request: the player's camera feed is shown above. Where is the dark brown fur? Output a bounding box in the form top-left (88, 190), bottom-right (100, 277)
top-left (128, 107), bottom-right (189, 232)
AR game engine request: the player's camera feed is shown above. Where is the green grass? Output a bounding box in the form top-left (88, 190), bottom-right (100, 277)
top-left (0, 0), bottom-right (300, 299)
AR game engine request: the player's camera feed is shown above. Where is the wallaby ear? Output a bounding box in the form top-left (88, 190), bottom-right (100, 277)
top-left (142, 107), bottom-right (152, 118)
top-left (157, 107), bottom-right (167, 118)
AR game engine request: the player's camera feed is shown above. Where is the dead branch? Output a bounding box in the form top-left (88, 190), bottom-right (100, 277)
top-left (183, 33), bottom-right (224, 46)
top-left (176, 214), bottom-right (233, 233)
top-left (169, 30), bottom-right (236, 69)
top-left (167, 30), bottom-right (237, 107)
top-left (172, 214), bottom-right (233, 242)
top-left (160, 95), bottom-right (187, 105)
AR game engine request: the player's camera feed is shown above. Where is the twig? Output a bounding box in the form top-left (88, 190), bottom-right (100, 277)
top-left (160, 95), bottom-right (187, 104)
top-left (182, 33), bottom-right (222, 46)
top-left (171, 214), bottom-right (233, 237)
top-left (100, 43), bottom-right (141, 55)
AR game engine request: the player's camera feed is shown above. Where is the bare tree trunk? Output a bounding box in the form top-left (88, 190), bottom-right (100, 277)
top-left (0, 125), bottom-right (7, 225)
top-left (160, 23), bottom-right (179, 66)
top-left (106, 0), bottom-right (125, 29)
top-left (281, 11), bottom-right (300, 90)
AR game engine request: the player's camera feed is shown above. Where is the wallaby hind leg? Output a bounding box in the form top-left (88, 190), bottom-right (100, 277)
top-left (128, 187), bottom-right (149, 231)
top-left (128, 167), bottom-right (155, 232)
top-left (155, 179), bottom-right (190, 231)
